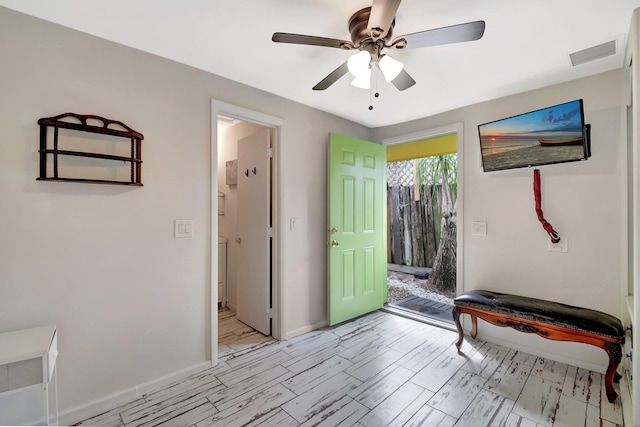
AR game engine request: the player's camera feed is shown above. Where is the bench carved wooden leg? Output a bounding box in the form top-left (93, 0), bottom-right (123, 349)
top-left (470, 314), bottom-right (478, 339)
top-left (452, 306), bottom-right (464, 351)
top-left (603, 341), bottom-right (622, 403)
top-left (452, 308), bottom-right (480, 351)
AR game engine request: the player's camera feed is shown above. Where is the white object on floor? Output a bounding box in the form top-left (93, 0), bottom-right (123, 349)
top-left (0, 325), bottom-right (58, 425)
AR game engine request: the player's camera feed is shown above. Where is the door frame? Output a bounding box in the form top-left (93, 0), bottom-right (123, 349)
top-left (381, 122), bottom-right (464, 296)
top-left (210, 99), bottom-right (286, 365)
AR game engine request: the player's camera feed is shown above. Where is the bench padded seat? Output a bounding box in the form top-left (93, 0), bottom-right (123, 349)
top-left (454, 290), bottom-right (623, 339)
top-left (452, 289), bottom-right (624, 403)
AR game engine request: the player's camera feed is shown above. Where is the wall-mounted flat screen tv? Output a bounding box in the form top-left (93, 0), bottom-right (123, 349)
top-left (478, 99), bottom-right (590, 172)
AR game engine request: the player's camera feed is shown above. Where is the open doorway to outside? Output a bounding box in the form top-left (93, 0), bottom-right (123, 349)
top-left (385, 132), bottom-right (459, 324)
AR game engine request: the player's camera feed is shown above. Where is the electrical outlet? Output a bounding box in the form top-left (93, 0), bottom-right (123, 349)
top-left (548, 237), bottom-right (568, 252)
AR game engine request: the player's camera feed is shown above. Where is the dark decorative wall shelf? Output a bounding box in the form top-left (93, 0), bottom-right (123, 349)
top-left (37, 113), bottom-right (144, 186)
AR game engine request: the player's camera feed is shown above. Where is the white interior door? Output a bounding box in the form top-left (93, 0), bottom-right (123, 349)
top-left (236, 129), bottom-right (271, 335)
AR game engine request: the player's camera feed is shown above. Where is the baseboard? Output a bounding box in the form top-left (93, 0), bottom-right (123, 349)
top-left (621, 370), bottom-right (634, 427)
top-left (285, 320), bottom-right (328, 340)
top-left (472, 332), bottom-right (605, 374)
top-left (55, 387), bottom-right (138, 426)
top-left (226, 303), bottom-right (237, 312)
top-left (135, 361), bottom-right (211, 395)
top-left (57, 361), bottom-right (211, 426)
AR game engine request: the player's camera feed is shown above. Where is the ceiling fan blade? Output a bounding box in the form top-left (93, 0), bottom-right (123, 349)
top-left (391, 69), bottom-right (416, 91)
top-left (392, 20), bottom-right (486, 49)
top-left (367, 0), bottom-right (402, 41)
top-left (272, 32), bottom-right (354, 49)
top-left (312, 62), bottom-right (349, 90)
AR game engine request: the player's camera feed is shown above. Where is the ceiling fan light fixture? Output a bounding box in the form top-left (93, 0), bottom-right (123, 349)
top-left (378, 54), bottom-right (404, 82)
top-left (351, 68), bottom-right (371, 89)
top-left (347, 51), bottom-right (371, 77)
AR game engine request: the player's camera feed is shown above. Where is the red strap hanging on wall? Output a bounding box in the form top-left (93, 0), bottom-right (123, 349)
top-left (533, 169), bottom-right (560, 243)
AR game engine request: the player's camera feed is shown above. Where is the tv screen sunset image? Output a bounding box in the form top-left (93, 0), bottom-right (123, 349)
top-left (478, 99), bottom-right (586, 172)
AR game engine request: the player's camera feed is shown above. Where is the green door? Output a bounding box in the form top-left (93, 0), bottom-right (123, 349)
top-left (328, 133), bottom-right (387, 326)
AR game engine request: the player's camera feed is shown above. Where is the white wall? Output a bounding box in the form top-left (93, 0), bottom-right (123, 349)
top-left (217, 121), bottom-right (266, 310)
top-left (372, 69), bottom-right (627, 371)
top-left (0, 7), bottom-right (369, 424)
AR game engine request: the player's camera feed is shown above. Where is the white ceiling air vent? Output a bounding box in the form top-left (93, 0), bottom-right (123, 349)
top-left (569, 40), bottom-right (617, 67)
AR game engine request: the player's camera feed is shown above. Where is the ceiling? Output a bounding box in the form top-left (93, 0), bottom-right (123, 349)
top-left (1, 1), bottom-right (639, 128)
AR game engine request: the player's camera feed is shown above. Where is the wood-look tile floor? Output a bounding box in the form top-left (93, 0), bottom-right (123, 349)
top-left (76, 309), bottom-right (625, 427)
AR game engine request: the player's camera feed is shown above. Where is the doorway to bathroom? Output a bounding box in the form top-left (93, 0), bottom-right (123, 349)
top-left (211, 100), bottom-right (285, 364)
top-left (217, 116), bottom-right (274, 338)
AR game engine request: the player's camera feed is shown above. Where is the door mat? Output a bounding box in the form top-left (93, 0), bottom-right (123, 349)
top-left (388, 295), bottom-right (454, 323)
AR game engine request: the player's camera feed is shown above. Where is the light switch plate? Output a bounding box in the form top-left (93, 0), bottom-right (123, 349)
top-left (175, 220), bottom-right (194, 238)
top-left (472, 221), bottom-right (487, 236)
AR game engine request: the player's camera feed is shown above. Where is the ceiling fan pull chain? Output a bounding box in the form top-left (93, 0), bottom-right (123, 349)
top-left (369, 68), bottom-right (380, 111)
top-left (369, 82), bottom-right (373, 110)
top-left (374, 67), bottom-right (380, 99)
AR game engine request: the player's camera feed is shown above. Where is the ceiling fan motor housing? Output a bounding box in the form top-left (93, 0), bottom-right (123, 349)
top-left (349, 7), bottom-right (395, 52)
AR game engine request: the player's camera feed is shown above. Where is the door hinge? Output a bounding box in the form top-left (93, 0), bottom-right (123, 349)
top-left (267, 148), bottom-right (273, 158)
top-left (267, 308), bottom-right (273, 318)
top-left (267, 227), bottom-right (273, 237)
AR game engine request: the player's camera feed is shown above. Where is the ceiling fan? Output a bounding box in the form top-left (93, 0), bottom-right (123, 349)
top-left (272, 0), bottom-right (485, 92)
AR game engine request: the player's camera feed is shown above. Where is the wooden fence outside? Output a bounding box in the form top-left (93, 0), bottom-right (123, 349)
top-left (387, 184), bottom-right (447, 267)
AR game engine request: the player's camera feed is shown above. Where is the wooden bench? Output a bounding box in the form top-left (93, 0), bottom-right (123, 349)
top-left (452, 290), bottom-right (625, 403)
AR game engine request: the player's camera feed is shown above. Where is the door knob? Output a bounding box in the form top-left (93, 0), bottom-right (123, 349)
top-left (330, 240), bottom-right (340, 247)
top-left (329, 227), bottom-right (338, 234)
top-left (235, 237), bottom-right (241, 244)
